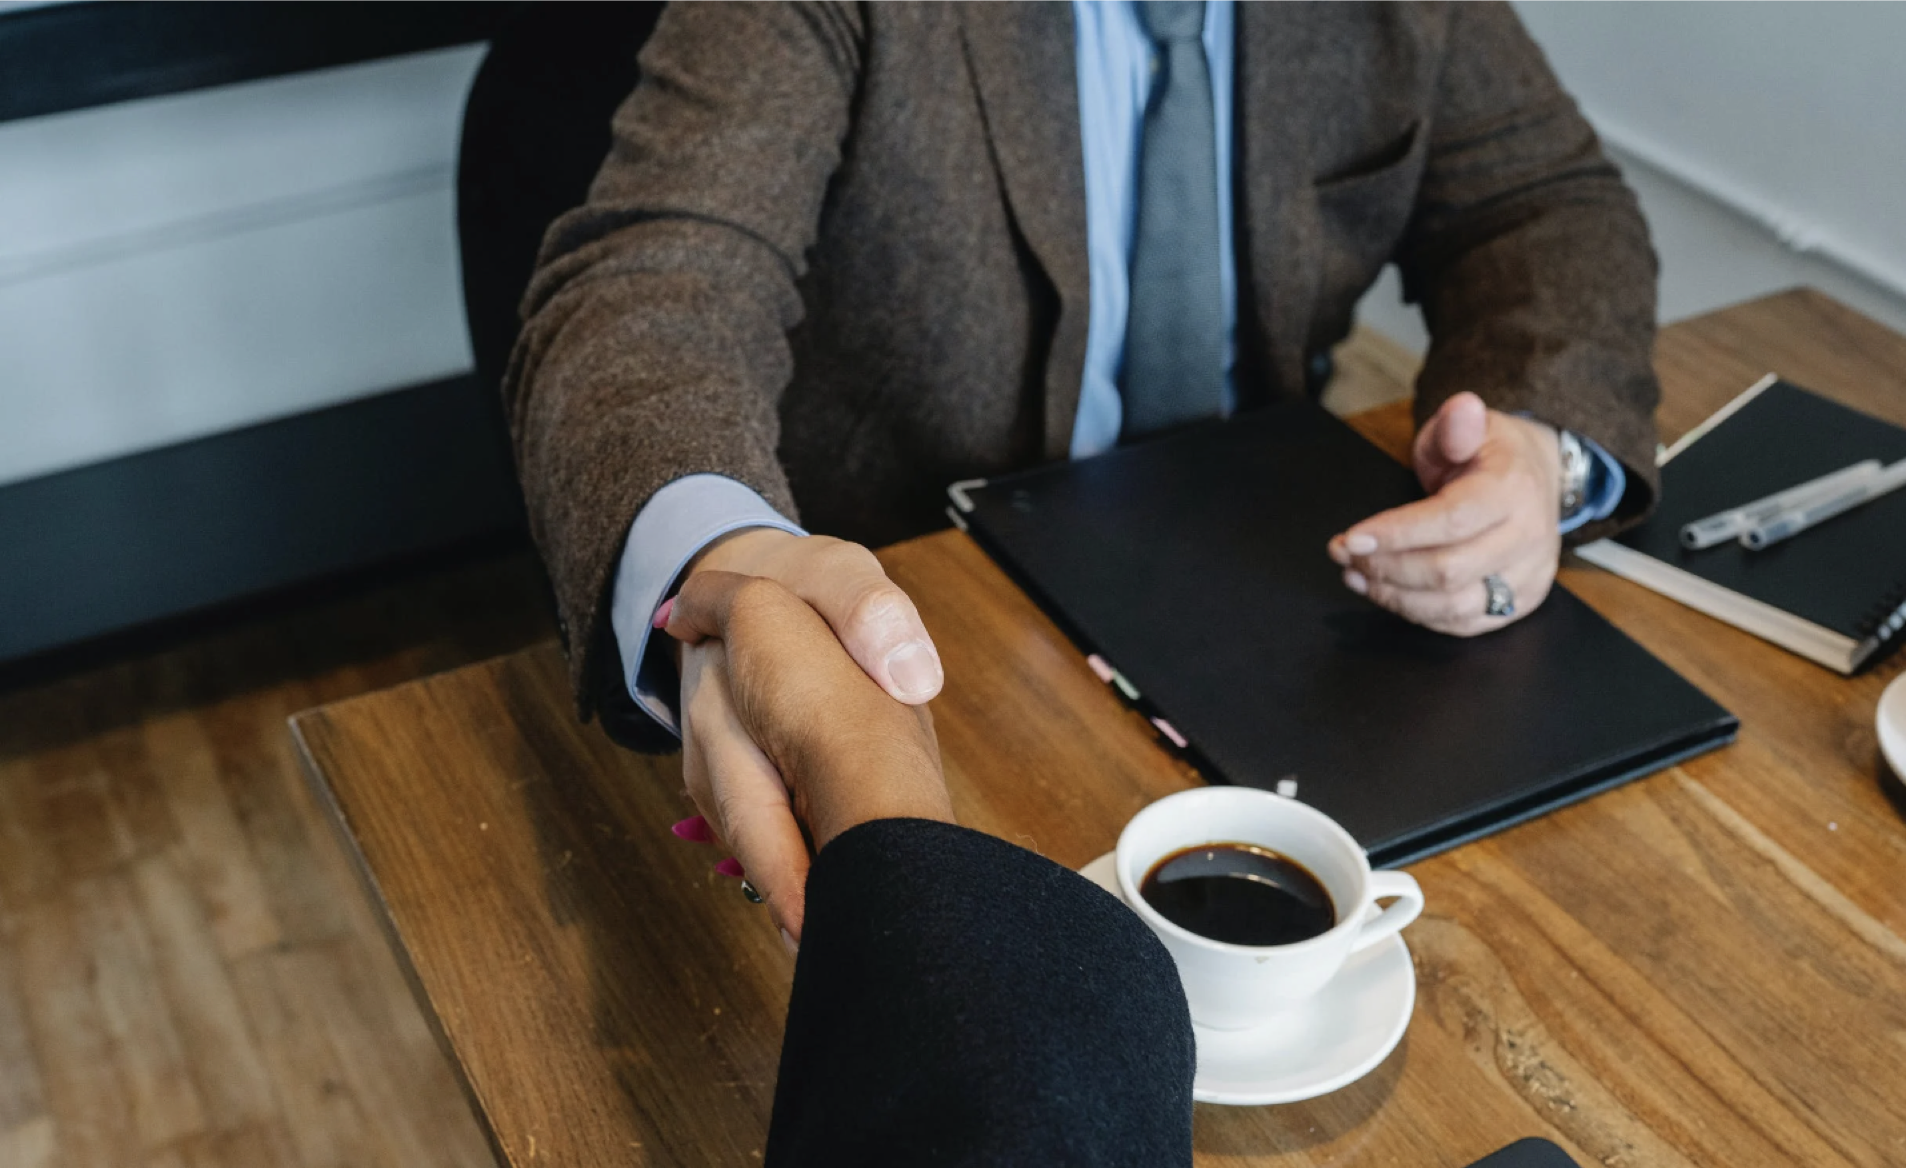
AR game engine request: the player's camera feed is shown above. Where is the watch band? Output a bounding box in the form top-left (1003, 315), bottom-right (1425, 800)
top-left (1557, 429), bottom-right (1592, 521)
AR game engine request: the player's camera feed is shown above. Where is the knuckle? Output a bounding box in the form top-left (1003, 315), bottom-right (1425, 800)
top-left (1447, 500), bottom-right (1486, 538)
top-left (712, 768), bottom-right (770, 822)
top-left (1370, 583), bottom-right (1411, 618)
top-left (711, 789), bottom-right (751, 844)
top-left (813, 537), bottom-right (882, 578)
top-left (844, 580), bottom-right (917, 638)
top-left (800, 534), bottom-right (843, 556)
top-left (729, 575), bottom-right (795, 620)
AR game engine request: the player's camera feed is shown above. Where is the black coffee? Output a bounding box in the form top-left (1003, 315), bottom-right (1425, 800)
top-left (1139, 843), bottom-right (1335, 946)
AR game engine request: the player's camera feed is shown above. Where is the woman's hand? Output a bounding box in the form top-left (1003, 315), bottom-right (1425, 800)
top-left (660, 571), bottom-right (954, 946)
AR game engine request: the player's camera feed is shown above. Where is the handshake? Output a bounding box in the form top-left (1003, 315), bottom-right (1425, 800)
top-left (656, 558), bottom-right (955, 947)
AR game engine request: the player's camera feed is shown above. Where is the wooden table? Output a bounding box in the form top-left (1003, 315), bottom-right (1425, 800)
top-left (292, 290), bottom-right (1906, 1168)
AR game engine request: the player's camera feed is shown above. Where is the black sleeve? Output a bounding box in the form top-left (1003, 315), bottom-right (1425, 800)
top-left (766, 819), bottom-right (1195, 1168)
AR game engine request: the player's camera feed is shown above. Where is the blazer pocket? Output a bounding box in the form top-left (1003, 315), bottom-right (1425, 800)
top-left (1311, 120), bottom-right (1427, 297)
top-left (1312, 120), bottom-right (1426, 196)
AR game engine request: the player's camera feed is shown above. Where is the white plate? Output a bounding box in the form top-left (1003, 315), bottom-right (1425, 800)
top-left (1879, 673), bottom-right (1906, 790)
top-left (1079, 852), bottom-right (1415, 1106)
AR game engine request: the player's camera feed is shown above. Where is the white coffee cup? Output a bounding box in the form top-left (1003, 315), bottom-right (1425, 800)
top-left (1116, 786), bottom-right (1424, 1031)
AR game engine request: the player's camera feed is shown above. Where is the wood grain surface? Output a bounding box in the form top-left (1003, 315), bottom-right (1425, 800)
top-left (0, 552), bottom-right (556, 1168)
top-left (293, 290), bottom-right (1906, 1168)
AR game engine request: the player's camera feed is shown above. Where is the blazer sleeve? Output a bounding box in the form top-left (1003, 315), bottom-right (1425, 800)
top-left (503, 2), bottom-right (862, 720)
top-left (767, 819), bottom-right (1195, 1167)
top-left (1397, 2), bottom-right (1662, 544)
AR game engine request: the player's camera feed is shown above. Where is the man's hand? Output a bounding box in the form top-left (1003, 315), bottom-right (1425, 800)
top-left (662, 570), bottom-right (953, 947)
top-left (1328, 391), bottom-right (1562, 636)
top-left (692, 528), bottom-right (944, 701)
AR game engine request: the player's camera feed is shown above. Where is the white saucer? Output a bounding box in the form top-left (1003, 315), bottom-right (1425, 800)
top-left (1879, 673), bottom-right (1906, 790)
top-left (1079, 852), bottom-right (1415, 1106)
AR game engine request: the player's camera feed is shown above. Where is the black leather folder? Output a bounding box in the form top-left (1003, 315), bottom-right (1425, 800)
top-left (950, 400), bottom-right (1737, 866)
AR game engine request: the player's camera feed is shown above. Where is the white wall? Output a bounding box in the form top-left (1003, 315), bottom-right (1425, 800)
top-left (0, 46), bottom-right (484, 488)
top-left (1521, 1), bottom-right (1906, 301)
top-left (1358, 2), bottom-right (1906, 356)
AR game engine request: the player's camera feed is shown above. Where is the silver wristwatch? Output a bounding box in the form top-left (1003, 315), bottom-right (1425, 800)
top-left (1557, 429), bottom-right (1592, 521)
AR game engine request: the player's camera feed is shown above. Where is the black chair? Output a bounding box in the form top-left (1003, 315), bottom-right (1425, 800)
top-left (457, 1), bottom-right (665, 402)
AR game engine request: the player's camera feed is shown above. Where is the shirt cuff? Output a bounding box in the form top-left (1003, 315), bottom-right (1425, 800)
top-left (1559, 434), bottom-right (1627, 535)
top-left (609, 474), bottom-right (806, 738)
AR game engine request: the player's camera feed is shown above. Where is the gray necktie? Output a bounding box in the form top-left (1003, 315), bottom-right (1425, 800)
top-left (1120, 0), bottom-right (1224, 442)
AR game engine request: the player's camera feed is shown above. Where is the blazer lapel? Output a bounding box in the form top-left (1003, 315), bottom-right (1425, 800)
top-left (1234, 3), bottom-right (1322, 400)
top-left (959, 2), bottom-right (1091, 460)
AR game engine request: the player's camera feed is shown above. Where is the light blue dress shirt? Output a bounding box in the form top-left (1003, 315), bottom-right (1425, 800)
top-left (1070, 0), bottom-right (1236, 457)
top-left (610, 0), bottom-right (1624, 733)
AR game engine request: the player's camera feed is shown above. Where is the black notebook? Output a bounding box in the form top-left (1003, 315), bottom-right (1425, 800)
top-left (949, 399), bottom-right (1736, 867)
top-left (1578, 376), bottom-right (1906, 673)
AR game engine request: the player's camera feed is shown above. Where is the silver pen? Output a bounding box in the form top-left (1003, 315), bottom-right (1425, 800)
top-left (1679, 460), bottom-right (1882, 549)
top-left (1741, 459), bottom-right (1906, 550)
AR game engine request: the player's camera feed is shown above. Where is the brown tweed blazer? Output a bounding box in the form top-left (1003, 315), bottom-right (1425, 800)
top-left (506, 1), bottom-right (1662, 722)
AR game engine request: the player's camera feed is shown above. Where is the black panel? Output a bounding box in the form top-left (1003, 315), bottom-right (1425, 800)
top-left (0, 1), bottom-right (513, 124)
top-left (0, 376), bottom-right (526, 667)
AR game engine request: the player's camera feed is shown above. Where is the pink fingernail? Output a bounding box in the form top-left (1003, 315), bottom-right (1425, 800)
top-left (670, 815), bottom-right (714, 843)
top-left (714, 857), bottom-right (745, 879)
top-left (1345, 533), bottom-right (1378, 555)
top-left (651, 597), bottom-right (676, 630)
top-left (1344, 570), bottom-right (1369, 595)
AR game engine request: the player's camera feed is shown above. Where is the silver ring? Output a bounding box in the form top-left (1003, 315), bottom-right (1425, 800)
top-left (740, 879), bottom-right (764, 905)
top-left (1483, 573), bottom-right (1516, 618)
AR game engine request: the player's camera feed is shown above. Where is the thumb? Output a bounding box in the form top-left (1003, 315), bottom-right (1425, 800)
top-left (772, 541), bottom-right (944, 706)
top-left (1415, 392), bottom-right (1488, 487)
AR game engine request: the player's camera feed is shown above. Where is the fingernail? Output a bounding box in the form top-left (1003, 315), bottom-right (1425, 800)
top-left (1344, 570), bottom-right (1369, 595)
top-left (884, 640), bottom-right (942, 700)
top-left (1345, 533), bottom-right (1378, 555)
top-left (779, 927), bottom-right (798, 957)
top-left (670, 815), bottom-right (714, 843)
top-left (714, 857), bottom-right (744, 879)
top-left (651, 597), bottom-right (675, 630)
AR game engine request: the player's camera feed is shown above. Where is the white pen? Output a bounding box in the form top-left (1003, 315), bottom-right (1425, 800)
top-left (1679, 460), bottom-right (1882, 549)
top-left (1741, 458), bottom-right (1906, 550)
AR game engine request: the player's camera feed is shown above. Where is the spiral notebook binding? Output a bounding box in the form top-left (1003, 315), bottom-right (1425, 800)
top-left (1853, 577), bottom-right (1906, 669)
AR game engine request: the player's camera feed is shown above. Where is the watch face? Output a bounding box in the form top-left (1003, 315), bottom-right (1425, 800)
top-left (1557, 430), bottom-right (1592, 519)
